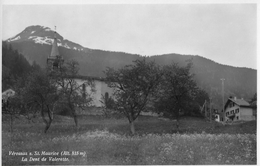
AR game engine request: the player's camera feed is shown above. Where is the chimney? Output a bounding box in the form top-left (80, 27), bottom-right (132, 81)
top-left (234, 96), bottom-right (237, 100)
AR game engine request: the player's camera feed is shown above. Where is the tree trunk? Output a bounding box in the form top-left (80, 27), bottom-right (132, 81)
top-left (10, 112), bottom-right (13, 133)
top-left (73, 112), bottom-right (78, 128)
top-left (175, 108), bottom-right (180, 132)
top-left (130, 121), bottom-right (135, 135)
top-left (68, 102), bottom-right (78, 128)
top-left (41, 105), bottom-right (52, 133)
top-left (129, 114), bottom-right (135, 135)
top-left (176, 118), bottom-right (179, 131)
top-left (44, 108), bottom-right (53, 133)
top-left (41, 109), bottom-right (48, 133)
top-left (44, 121), bottom-right (51, 133)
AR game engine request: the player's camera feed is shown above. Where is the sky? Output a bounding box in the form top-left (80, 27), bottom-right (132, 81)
top-left (1, 0), bottom-right (258, 69)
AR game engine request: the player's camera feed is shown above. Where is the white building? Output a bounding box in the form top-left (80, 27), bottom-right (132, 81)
top-left (224, 97), bottom-right (255, 122)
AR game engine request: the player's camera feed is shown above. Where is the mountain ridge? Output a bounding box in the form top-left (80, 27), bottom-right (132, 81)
top-left (7, 25), bottom-right (256, 70)
top-left (5, 25), bottom-right (257, 107)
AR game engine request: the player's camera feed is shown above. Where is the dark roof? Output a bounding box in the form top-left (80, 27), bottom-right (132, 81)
top-left (67, 75), bottom-right (106, 82)
top-left (230, 98), bottom-right (250, 106)
top-left (224, 97), bottom-right (251, 109)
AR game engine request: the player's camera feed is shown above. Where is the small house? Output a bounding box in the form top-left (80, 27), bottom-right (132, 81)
top-left (2, 89), bottom-right (15, 102)
top-left (224, 97), bottom-right (255, 122)
top-left (2, 89), bottom-right (16, 112)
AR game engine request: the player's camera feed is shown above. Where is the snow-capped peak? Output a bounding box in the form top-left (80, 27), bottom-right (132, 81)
top-left (6, 25), bottom-right (89, 52)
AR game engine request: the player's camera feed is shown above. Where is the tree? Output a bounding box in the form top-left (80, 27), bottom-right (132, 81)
top-left (100, 93), bottom-right (116, 117)
top-left (2, 41), bottom-right (32, 90)
top-left (49, 60), bottom-right (95, 128)
top-left (155, 61), bottom-right (198, 130)
top-left (14, 69), bottom-right (58, 133)
top-left (10, 68), bottom-right (58, 133)
top-left (2, 93), bottom-right (20, 133)
top-left (183, 88), bottom-right (209, 116)
top-left (105, 58), bottom-right (162, 134)
top-left (250, 93), bottom-right (257, 103)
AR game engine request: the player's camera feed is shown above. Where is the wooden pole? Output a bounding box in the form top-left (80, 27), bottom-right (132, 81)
top-left (204, 101), bottom-right (207, 117)
top-left (221, 78), bottom-right (225, 118)
top-left (210, 98), bottom-right (212, 122)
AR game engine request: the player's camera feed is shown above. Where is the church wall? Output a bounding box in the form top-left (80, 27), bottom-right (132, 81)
top-left (74, 78), bottom-right (114, 107)
top-left (92, 80), bottom-right (114, 107)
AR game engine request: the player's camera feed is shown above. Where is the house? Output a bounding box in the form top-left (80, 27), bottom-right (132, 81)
top-left (215, 113), bottom-right (220, 122)
top-left (214, 108), bottom-right (225, 122)
top-left (2, 89), bottom-right (15, 102)
top-left (2, 89), bottom-right (16, 113)
top-left (47, 28), bottom-right (114, 107)
top-left (215, 107), bottom-right (225, 122)
top-left (224, 97), bottom-right (255, 122)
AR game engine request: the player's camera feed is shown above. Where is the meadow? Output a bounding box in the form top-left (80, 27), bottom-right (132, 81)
top-left (2, 114), bottom-right (257, 165)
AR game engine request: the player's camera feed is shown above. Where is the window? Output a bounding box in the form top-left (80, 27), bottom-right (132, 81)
top-left (53, 61), bottom-right (59, 69)
top-left (237, 116), bottom-right (239, 120)
top-left (82, 84), bottom-right (86, 98)
top-left (221, 118), bottom-right (223, 121)
top-left (229, 102), bottom-right (235, 108)
top-left (105, 92), bottom-right (109, 100)
top-left (82, 84), bottom-right (86, 91)
top-left (236, 108), bottom-right (239, 113)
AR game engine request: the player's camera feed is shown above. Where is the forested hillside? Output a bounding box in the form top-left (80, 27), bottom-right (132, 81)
top-left (2, 41), bottom-right (40, 91)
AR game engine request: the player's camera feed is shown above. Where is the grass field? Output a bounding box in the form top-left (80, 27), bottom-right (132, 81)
top-left (2, 114), bottom-right (257, 165)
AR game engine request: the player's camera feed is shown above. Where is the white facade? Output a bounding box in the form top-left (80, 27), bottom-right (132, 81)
top-left (225, 102), bottom-right (240, 121)
top-left (74, 78), bottom-right (114, 107)
top-left (224, 98), bottom-right (255, 122)
top-left (215, 114), bottom-right (220, 122)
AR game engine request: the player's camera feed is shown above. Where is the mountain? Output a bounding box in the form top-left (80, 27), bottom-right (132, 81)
top-left (6, 25), bottom-right (257, 108)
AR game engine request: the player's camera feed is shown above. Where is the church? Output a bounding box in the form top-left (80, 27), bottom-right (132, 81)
top-left (46, 28), bottom-right (114, 107)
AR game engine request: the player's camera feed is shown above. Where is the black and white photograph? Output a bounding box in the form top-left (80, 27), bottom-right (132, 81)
top-left (1, 0), bottom-right (257, 165)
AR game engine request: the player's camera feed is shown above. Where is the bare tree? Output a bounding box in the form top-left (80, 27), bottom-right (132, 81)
top-left (49, 59), bottom-right (95, 128)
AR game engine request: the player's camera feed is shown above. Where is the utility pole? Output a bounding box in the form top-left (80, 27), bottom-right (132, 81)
top-left (221, 78), bottom-right (225, 119)
top-left (204, 101), bottom-right (207, 117)
top-left (210, 97), bottom-right (212, 122)
top-left (210, 88), bottom-right (212, 123)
